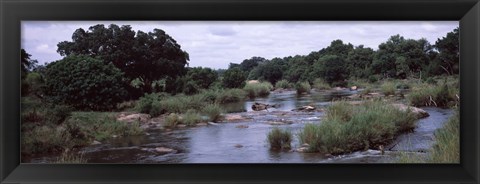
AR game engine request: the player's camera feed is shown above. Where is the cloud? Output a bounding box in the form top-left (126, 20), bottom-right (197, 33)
top-left (21, 21), bottom-right (458, 69)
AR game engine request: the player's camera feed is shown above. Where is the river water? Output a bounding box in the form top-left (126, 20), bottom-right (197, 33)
top-left (30, 90), bottom-right (454, 163)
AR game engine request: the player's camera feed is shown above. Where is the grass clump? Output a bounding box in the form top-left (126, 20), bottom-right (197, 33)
top-left (296, 81), bottom-right (311, 94)
top-left (312, 78), bottom-right (331, 90)
top-left (407, 82), bottom-right (458, 108)
top-left (429, 110), bottom-right (459, 163)
top-left (182, 110), bottom-right (204, 126)
top-left (275, 80), bottom-right (292, 89)
top-left (202, 103), bottom-right (223, 122)
top-left (215, 89), bottom-right (247, 103)
top-left (267, 127), bottom-right (292, 150)
top-left (298, 100), bottom-right (416, 155)
top-left (165, 113), bottom-right (181, 128)
top-left (243, 82), bottom-right (273, 98)
top-left (381, 81), bottom-right (396, 96)
top-left (54, 149), bottom-right (87, 164)
top-left (67, 112), bottom-right (143, 141)
top-left (136, 93), bottom-right (170, 116)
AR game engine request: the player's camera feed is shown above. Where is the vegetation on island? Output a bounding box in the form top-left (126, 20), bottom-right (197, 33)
top-left (20, 24), bottom-right (460, 163)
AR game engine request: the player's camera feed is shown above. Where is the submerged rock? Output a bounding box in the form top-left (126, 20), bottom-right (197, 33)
top-left (91, 140), bottom-right (102, 145)
top-left (235, 125), bottom-right (249, 128)
top-left (234, 144), bottom-right (243, 148)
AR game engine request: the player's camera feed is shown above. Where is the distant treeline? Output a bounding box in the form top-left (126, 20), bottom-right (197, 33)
top-left (21, 24), bottom-right (459, 111)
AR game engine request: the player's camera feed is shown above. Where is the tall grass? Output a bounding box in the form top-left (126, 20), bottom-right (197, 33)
top-left (182, 110), bottom-right (204, 126)
top-left (267, 128), bottom-right (292, 150)
top-left (381, 81), bottom-right (396, 96)
top-left (429, 110), bottom-right (459, 163)
top-left (275, 79), bottom-right (292, 89)
top-left (54, 150), bottom-right (87, 164)
top-left (312, 78), bottom-right (331, 90)
top-left (165, 113), bottom-right (181, 128)
top-left (298, 100), bottom-right (416, 154)
top-left (408, 83), bottom-right (458, 108)
top-left (202, 103), bottom-right (223, 122)
top-left (243, 82), bottom-right (273, 98)
top-left (296, 82), bottom-right (311, 94)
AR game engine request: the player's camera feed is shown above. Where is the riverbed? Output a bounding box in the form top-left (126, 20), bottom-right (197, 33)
top-left (29, 90), bottom-right (454, 163)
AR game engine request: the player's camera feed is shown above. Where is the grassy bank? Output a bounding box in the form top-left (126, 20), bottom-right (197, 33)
top-left (244, 82), bottom-right (273, 98)
top-left (298, 100), bottom-right (417, 155)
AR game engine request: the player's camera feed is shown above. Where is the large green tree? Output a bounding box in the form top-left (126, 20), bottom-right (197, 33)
top-left (57, 24), bottom-right (189, 94)
top-left (222, 67), bottom-right (246, 88)
top-left (346, 45), bottom-right (374, 78)
top-left (313, 55), bottom-right (348, 86)
top-left (44, 55), bottom-right (127, 110)
top-left (435, 27), bottom-right (459, 75)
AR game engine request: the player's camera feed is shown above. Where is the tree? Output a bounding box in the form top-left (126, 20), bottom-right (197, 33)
top-left (346, 45), bottom-right (374, 78)
top-left (184, 67), bottom-right (218, 89)
top-left (313, 55), bottom-right (348, 86)
top-left (57, 24), bottom-right (189, 94)
top-left (249, 58), bottom-right (286, 84)
top-left (44, 55), bottom-right (127, 110)
top-left (435, 27), bottom-right (459, 75)
top-left (21, 49), bottom-right (37, 80)
top-left (222, 67), bottom-right (246, 88)
top-left (239, 56), bottom-right (266, 73)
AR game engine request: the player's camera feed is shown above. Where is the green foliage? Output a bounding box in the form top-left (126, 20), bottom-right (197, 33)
top-left (243, 82), bottom-right (273, 98)
top-left (346, 45), bottom-right (374, 78)
top-left (312, 78), bottom-right (331, 90)
top-left (267, 128), bottom-right (292, 150)
top-left (202, 104), bottom-right (223, 122)
top-left (313, 55), bottom-right (348, 85)
top-left (295, 82), bottom-right (311, 94)
top-left (55, 150), bottom-right (87, 164)
top-left (57, 24), bottom-right (189, 94)
top-left (274, 79), bottom-right (292, 89)
top-left (435, 28), bottom-right (459, 75)
top-left (298, 100), bottom-right (416, 154)
top-left (381, 81), bottom-right (396, 96)
top-left (408, 82), bottom-right (458, 108)
top-left (44, 55), bottom-right (127, 111)
top-left (165, 113), bottom-right (181, 128)
top-left (45, 105), bottom-right (74, 125)
top-left (215, 89), bottom-right (247, 104)
top-left (222, 67), bottom-right (246, 88)
top-left (182, 110), bottom-right (204, 126)
top-left (429, 110), bottom-right (459, 163)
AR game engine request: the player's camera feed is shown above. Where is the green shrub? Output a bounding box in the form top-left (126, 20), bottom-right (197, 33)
top-left (45, 105), bottom-right (74, 125)
top-left (395, 82), bottom-right (410, 90)
top-left (408, 83), bottom-right (457, 107)
top-left (44, 55), bottom-right (127, 111)
top-left (165, 113), bottom-right (181, 128)
top-left (216, 89), bottom-right (247, 103)
top-left (296, 82), bottom-right (311, 94)
top-left (312, 78), bottom-right (331, 90)
top-left (359, 87), bottom-right (373, 96)
top-left (267, 127), bottom-right (292, 150)
top-left (202, 104), bottom-right (223, 122)
top-left (275, 80), bottom-right (292, 89)
top-left (222, 67), bottom-right (246, 88)
top-left (381, 81), bottom-right (396, 96)
top-left (368, 75), bottom-right (380, 83)
top-left (243, 82), bottom-right (273, 98)
top-left (297, 100), bottom-right (416, 155)
top-left (182, 110), bottom-right (203, 126)
top-left (136, 93), bottom-right (170, 116)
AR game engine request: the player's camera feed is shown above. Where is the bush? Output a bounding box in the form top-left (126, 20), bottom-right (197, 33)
top-left (312, 78), bottom-right (330, 90)
top-left (408, 83), bottom-right (457, 107)
top-left (395, 82), bottom-right (410, 90)
top-left (202, 104), bottom-right (223, 122)
top-left (297, 100), bottom-right (416, 154)
top-left (182, 110), bottom-right (203, 126)
top-left (296, 82), bottom-right (311, 94)
top-left (381, 81), bottom-right (396, 96)
top-left (267, 127), bottom-right (292, 150)
top-left (216, 89), bottom-right (247, 103)
top-left (368, 75), bottom-right (380, 83)
top-left (136, 93), bottom-right (170, 116)
top-left (165, 113), bottom-right (181, 128)
top-left (275, 80), bottom-right (292, 89)
top-left (45, 105), bottom-right (74, 125)
top-left (243, 82), bottom-right (273, 98)
top-left (44, 55), bottom-right (127, 111)
top-left (222, 67), bottom-right (246, 88)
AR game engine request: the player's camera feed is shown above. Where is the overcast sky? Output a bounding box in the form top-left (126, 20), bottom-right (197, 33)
top-left (22, 21), bottom-right (458, 69)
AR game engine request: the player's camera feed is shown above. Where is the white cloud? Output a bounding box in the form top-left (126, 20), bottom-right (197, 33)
top-left (21, 21), bottom-right (458, 69)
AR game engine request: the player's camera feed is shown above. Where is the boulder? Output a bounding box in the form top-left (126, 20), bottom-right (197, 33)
top-left (350, 86), bottom-right (358, 91)
top-left (91, 140), bottom-right (102, 145)
top-left (155, 147), bottom-right (175, 153)
top-left (391, 104), bottom-right (430, 119)
top-left (247, 80), bottom-right (260, 84)
top-left (234, 144), bottom-right (244, 148)
top-left (117, 113), bottom-right (151, 123)
top-left (292, 105), bottom-right (318, 112)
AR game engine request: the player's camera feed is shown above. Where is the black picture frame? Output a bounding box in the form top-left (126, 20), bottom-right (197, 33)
top-left (1, 0), bottom-right (479, 183)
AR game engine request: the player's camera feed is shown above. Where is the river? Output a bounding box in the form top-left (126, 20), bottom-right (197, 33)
top-left (29, 89), bottom-right (454, 163)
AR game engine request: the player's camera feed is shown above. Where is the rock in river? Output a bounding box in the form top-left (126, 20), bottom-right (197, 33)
top-left (117, 113), bottom-right (151, 123)
top-left (155, 147), bottom-right (176, 153)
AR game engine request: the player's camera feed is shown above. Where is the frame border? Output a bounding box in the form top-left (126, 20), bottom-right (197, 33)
top-left (1, 0), bottom-right (479, 183)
